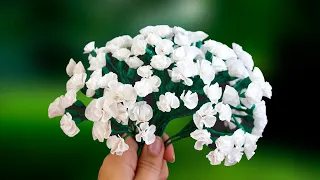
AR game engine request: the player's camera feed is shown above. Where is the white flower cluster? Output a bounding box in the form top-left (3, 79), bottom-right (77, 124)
top-left (48, 25), bottom-right (272, 165)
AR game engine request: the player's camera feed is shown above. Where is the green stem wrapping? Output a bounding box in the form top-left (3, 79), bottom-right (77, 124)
top-left (205, 128), bottom-right (232, 136)
top-left (233, 114), bottom-right (254, 122)
top-left (231, 115), bottom-right (246, 132)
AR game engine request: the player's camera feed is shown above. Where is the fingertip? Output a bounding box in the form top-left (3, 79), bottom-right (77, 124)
top-left (162, 133), bottom-right (175, 163)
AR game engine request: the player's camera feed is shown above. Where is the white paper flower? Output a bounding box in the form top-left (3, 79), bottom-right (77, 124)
top-left (172, 46), bottom-right (204, 62)
top-left (193, 102), bottom-right (217, 129)
top-left (150, 54), bottom-right (172, 70)
top-left (134, 78), bottom-right (153, 97)
top-left (140, 25), bottom-right (173, 38)
top-left (169, 60), bottom-right (198, 86)
top-left (224, 147), bottom-right (244, 166)
top-left (155, 39), bottom-right (174, 55)
top-left (128, 101), bottom-right (153, 123)
top-left (86, 69), bottom-right (102, 97)
top-left (112, 48), bottom-right (131, 61)
top-left (232, 43), bottom-right (254, 71)
top-left (84, 41), bottom-right (95, 54)
top-left (232, 129), bottom-right (245, 148)
top-left (206, 149), bottom-right (225, 165)
top-left (244, 133), bottom-right (259, 160)
top-left (107, 135), bottom-right (129, 156)
top-left (203, 83), bottom-right (222, 104)
top-left (131, 39), bottom-right (147, 56)
top-left (148, 75), bottom-right (161, 92)
top-left (262, 81), bottom-right (272, 99)
top-left (145, 33), bottom-right (162, 46)
top-left (135, 122), bottom-right (156, 145)
top-left (211, 56), bottom-right (227, 72)
top-left (250, 67), bottom-right (265, 83)
top-left (201, 40), bottom-right (237, 60)
top-left (115, 103), bottom-right (129, 125)
top-left (215, 102), bottom-right (232, 122)
top-left (48, 96), bottom-right (65, 118)
top-left (88, 53), bottom-right (106, 71)
top-left (137, 65), bottom-right (153, 78)
top-left (180, 90), bottom-right (198, 109)
top-left (101, 98), bottom-right (119, 122)
top-left (66, 58), bottom-right (76, 77)
top-left (116, 84), bottom-right (137, 104)
top-left (222, 85), bottom-right (240, 107)
top-left (66, 73), bottom-right (87, 92)
top-left (197, 59), bottom-right (215, 85)
top-left (190, 129), bottom-right (213, 151)
top-left (215, 135), bottom-right (234, 155)
top-left (92, 121), bottom-right (111, 142)
top-left (156, 92), bottom-right (180, 112)
top-left (60, 90), bottom-right (77, 108)
top-left (105, 35), bottom-right (132, 53)
top-left (85, 98), bottom-right (104, 122)
top-left (60, 113), bottom-right (80, 137)
top-left (98, 73), bottom-right (117, 89)
top-left (125, 56), bottom-right (144, 69)
top-left (225, 58), bottom-right (249, 79)
top-left (245, 82), bottom-right (263, 105)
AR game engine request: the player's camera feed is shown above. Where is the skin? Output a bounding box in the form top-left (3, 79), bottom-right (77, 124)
top-left (98, 133), bottom-right (175, 180)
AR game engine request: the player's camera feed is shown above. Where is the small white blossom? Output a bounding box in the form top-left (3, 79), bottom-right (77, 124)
top-left (172, 46), bottom-right (204, 62)
top-left (107, 135), bottom-right (129, 156)
top-left (137, 65), bottom-right (153, 78)
top-left (116, 84), bottom-right (137, 104)
top-left (148, 75), bottom-right (161, 92)
top-left (48, 96), bottom-right (65, 118)
top-left (232, 129), bottom-right (245, 148)
top-left (215, 102), bottom-right (232, 122)
top-left (197, 59), bottom-right (215, 85)
top-left (155, 39), bottom-right (174, 55)
top-left (66, 58), bottom-right (76, 77)
top-left (222, 85), bottom-right (240, 107)
top-left (225, 58), bottom-right (249, 79)
top-left (211, 56), bottom-right (227, 72)
top-left (85, 98), bottom-right (104, 122)
top-left (112, 48), bottom-right (131, 61)
top-left (66, 73), bottom-right (87, 92)
top-left (193, 102), bottom-right (217, 129)
top-left (128, 101), bottom-right (153, 123)
top-left (115, 103), bottom-right (129, 125)
top-left (215, 135), bottom-right (234, 155)
top-left (135, 122), bottom-right (156, 145)
top-left (88, 53), bottom-right (106, 71)
top-left (105, 35), bottom-right (132, 53)
top-left (60, 90), bottom-right (77, 108)
top-left (86, 69), bottom-right (102, 97)
top-left (201, 40), bottom-right (237, 60)
top-left (206, 149), bottom-right (225, 165)
top-left (101, 98), bottom-right (119, 122)
top-left (224, 147), bottom-right (244, 166)
top-left (156, 92), bottom-right (180, 112)
top-left (262, 81), bottom-right (272, 99)
top-left (92, 121), bottom-right (111, 142)
top-left (244, 133), bottom-right (259, 160)
top-left (250, 67), bottom-right (265, 83)
top-left (245, 82), bottom-right (263, 105)
top-left (168, 60), bottom-right (198, 86)
top-left (140, 25), bottom-right (173, 38)
top-left (180, 90), bottom-right (198, 109)
top-left (203, 83), bottom-right (222, 104)
top-left (131, 39), bottom-right (147, 56)
top-left (134, 78), bottom-right (153, 97)
top-left (84, 41), bottom-right (95, 54)
top-left (150, 55), bottom-right (172, 70)
top-left (60, 113), bottom-right (80, 137)
top-left (99, 72), bottom-right (118, 88)
top-left (232, 43), bottom-right (254, 71)
top-left (190, 129), bottom-right (213, 151)
top-left (145, 33), bottom-right (162, 46)
top-left (125, 56), bottom-right (144, 69)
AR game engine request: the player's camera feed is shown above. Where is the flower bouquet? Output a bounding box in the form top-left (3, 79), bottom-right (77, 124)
top-left (48, 25), bottom-right (272, 166)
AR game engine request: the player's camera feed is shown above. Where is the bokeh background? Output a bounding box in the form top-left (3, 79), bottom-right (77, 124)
top-left (1, 0), bottom-right (319, 179)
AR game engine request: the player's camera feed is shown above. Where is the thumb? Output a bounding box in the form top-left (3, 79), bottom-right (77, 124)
top-left (134, 136), bottom-right (165, 180)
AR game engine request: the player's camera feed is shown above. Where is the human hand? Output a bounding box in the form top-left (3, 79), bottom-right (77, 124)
top-left (98, 134), bottom-right (175, 180)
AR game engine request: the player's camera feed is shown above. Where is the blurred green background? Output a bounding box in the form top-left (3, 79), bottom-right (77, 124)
top-left (1, 0), bottom-right (319, 179)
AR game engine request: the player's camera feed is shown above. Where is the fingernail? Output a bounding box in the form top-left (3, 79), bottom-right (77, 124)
top-left (148, 137), bottom-right (162, 156)
top-left (171, 153), bottom-right (175, 163)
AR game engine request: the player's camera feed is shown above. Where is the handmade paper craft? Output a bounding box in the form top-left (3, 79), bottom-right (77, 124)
top-left (48, 25), bottom-right (272, 166)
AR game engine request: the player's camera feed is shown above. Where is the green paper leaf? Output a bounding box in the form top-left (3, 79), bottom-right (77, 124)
top-left (205, 51), bottom-right (213, 62)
